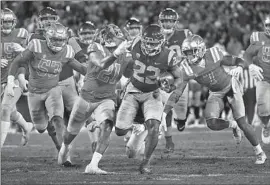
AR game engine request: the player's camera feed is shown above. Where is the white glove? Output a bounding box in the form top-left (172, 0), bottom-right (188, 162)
top-left (160, 112), bottom-right (167, 132)
top-left (12, 43), bottom-right (25, 52)
top-left (132, 123), bottom-right (146, 135)
top-left (113, 40), bottom-right (131, 57)
top-left (229, 66), bottom-right (243, 79)
top-left (1, 58), bottom-right (9, 68)
top-left (249, 64), bottom-right (264, 81)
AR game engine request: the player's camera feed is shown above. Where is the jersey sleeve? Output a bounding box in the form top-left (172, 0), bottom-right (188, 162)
top-left (209, 47), bottom-right (224, 63)
top-left (17, 28), bottom-right (29, 39)
top-left (68, 37), bottom-right (82, 53)
top-left (249, 32), bottom-right (260, 45)
top-left (65, 44), bottom-right (75, 59)
top-left (27, 39), bottom-right (42, 53)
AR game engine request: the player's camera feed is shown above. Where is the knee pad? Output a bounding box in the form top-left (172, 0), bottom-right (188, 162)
top-left (10, 111), bottom-right (21, 123)
top-left (35, 123), bottom-right (48, 134)
top-left (1, 107), bottom-right (12, 122)
top-left (115, 127), bottom-right (130, 136)
top-left (206, 119), bottom-right (217, 130)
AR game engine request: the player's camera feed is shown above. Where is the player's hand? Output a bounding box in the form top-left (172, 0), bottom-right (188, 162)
top-left (249, 64), bottom-right (264, 81)
top-left (160, 112), bottom-right (167, 132)
top-left (11, 43), bottom-right (25, 52)
top-left (1, 58), bottom-right (9, 68)
top-left (132, 123), bottom-right (146, 135)
top-left (20, 79), bottom-right (28, 92)
top-left (113, 40), bottom-right (131, 57)
top-left (229, 66), bottom-right (243, 79)
top-left (6, 84), bottom-right (15, 97)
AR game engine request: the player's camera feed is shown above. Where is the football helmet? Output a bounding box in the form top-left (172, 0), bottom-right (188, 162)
top-left (1, 8), bottom-right (17, 34)
top-left (264, 15), bottom-right (270, 35)
top-left (45, 23), bottom-right (68, 52)
top-left (141, 24), bottom-right (165, 56)
top-left (38, 7), bottom-right (59, 30)
top-left (78, 21), bottom-right (97, 45)
top-left (124, 17), bottom-right (142, 40)
top-left (100, 24), bottom-right (125, 47)
top-left (158, 8), bottom-right (179, 34)
top-left (181, 35), bottom-right (206, 65)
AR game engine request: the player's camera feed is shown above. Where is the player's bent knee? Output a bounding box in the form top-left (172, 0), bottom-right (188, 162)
top-left (115, 127), bottom-right (130, 136)
top-left (206, 119), bottom-right (219, 131)
top-left (35, 124), bottom-right (48, 134)
top-left (125, 146), bottom-right (137, 159)
top-left (1, 107), bottom-right (12, 121)
top-left (145, 119), bottom-right (160, 132)
top-left (102, 119), bottom-right (114, 132)
top-left (51, 116), bottom-right (63, 126)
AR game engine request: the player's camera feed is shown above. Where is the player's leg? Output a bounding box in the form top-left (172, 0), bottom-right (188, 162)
top-left (243, 87), bottom-right (256, 125)
top-left (115, 93), bottom-right (138, 136)
top-left (229, 78), bottom-right (266, 164)
top-left (1, 84), bottom-right (31, 147)
top-left (58, 96), bottom-right (92, 166)
top-left (256, 81), bottom-right (270, 144)
top-left (204, 88), bottom-right (242, 143)
top-left (139, 91), bottom-right (163, 174)
top-left (45, 86), bottom-right (65, 151)
top-left (85, 99), bottom-right (116, 174)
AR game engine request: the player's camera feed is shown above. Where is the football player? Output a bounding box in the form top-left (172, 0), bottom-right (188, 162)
top-left (158, 8), bottom-right (192, 153)
top-left (6, 23), bottom-right (87, 151)
top-left (162, 35), bottom-right (267, 164)
top-left (243, 15), bottom-right (270, 144)
top-left (1, 8), bottom-right (33, 147)
top-left (58, 24), bottom-right (132, 174)
top-left (115, 24), bottom-right (180, 174)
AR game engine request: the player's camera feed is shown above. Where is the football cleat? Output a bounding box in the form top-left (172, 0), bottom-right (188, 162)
top-left (139, 160), bottom-right (152, 174)
top-left (164, 142), bottom-right (175, 154)
top-left (261, 124), bottom-right (270, 144)
top-left (58, 143), bottom-right (72, 165)
top-left (255, 152), bottom-right (267, 165)
top-left (232, 125), bottom-right (242, 144)
top-left (84, 164), bottom-right (108, 175)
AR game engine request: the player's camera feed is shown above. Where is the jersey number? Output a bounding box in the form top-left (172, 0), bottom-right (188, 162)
top-left (203, 71), bottom-right (217, 85)
top-left (37, 59), bottom-right (62, 77)
top-left (97, 63), bottom-right (121, 84)
top-left (169, 45), bottom-right (181, 57)
top-left (3, 43), bottom-right (15, 59)
top-left (133, 60), bottom-right (160, 84)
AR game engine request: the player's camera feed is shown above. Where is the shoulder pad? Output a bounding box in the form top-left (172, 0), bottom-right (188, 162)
top-left (27, 39), bottom-right (42, 53)
top-left (65, 44), bottom-right (75, 59)
top-left (17, 28), bottom-right (29, 39)
top-left (209, 47), bottom-right (223, 63)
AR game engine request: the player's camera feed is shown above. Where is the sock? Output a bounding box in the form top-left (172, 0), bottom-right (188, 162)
top-left (1, 121), bottom-right (11, 147)
top-left (194, 106), bottom-right (200, 119)
top-left (253, 144), bottom-right (263, 155)
top-left (89, 152), bottom-right (102, 168)
top-left (165, 136), bottom-right (173, 144)
top-left (229, 121), bottom-right (237, 129)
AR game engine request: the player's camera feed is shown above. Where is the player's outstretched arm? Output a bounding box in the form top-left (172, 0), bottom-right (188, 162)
top-left (8, 49), bottom-right (33, 77)
top-left (67, 58), bottom-right (87, 76)
top-left (163, 80), bottom-right (188, 115)
top-left (89, 50), bottom-right (117, 69)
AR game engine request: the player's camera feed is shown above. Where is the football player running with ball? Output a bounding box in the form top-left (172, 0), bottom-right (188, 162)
top-left (115, 24), bottom-right (181, 174)
top-left (162, 35), bottom-right (267, 164)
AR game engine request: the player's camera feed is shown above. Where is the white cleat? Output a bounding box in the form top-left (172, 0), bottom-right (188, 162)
top-left (58, 143), bottom-right (71, 165)
top-left (84, 164), bottom-right (108, 175)
top-left (21, 122), bottom-right (33, 146)
top-left (261, 125), bottom-right (270, 144)
top-left (255, 152), bottom-right (267, 165)
top-left (232, 126), bottom-right (242, 144)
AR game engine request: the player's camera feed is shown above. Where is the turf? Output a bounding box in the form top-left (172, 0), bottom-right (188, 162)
top-left (2, 127), bottom-right (270, 185)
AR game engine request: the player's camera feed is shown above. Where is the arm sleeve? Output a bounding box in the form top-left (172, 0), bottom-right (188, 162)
top-left (67, 58), bottom-right (87, 76)
top-left (9, 49), bottom-right (34, 76)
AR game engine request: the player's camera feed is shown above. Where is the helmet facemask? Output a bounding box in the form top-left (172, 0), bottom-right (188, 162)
top-left (78, 29), bottom-right (97, 45)
top-left (1, 10), bottom-right (17, 34)
top-left (141, 37), bottom-right (164, 56)
top-left (264, 16), bottom-right (270, 36)
top-left (38, 15), bottom-right (59, 30)
top-left (45, 24), bottom-right (68, 52)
